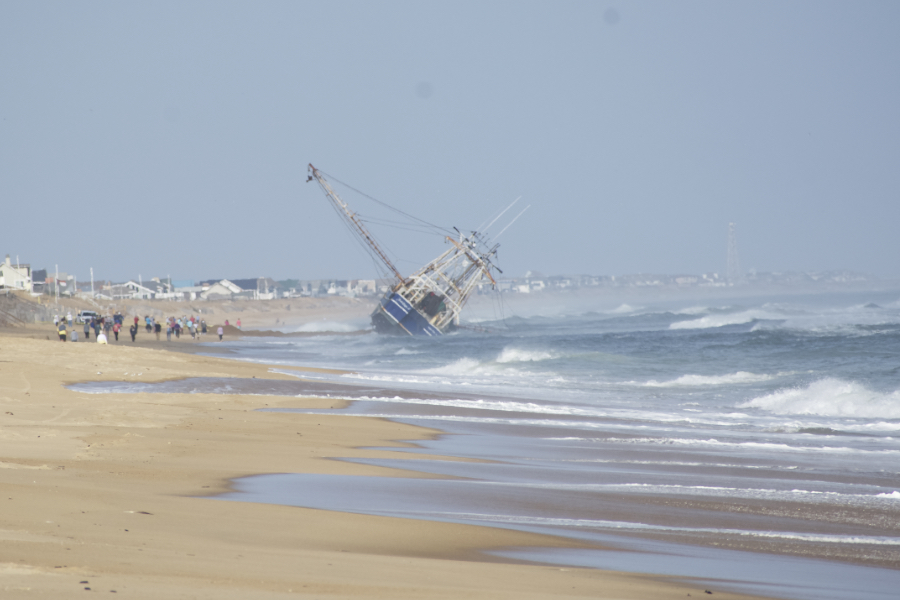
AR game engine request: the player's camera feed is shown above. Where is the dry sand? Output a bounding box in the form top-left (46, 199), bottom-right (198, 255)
top-left (23, 295), bottom-right (373, 331)
top-left (0, 323), bottom-right (770, 599)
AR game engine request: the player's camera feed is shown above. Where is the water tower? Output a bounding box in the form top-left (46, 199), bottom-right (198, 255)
top-left (727, 223), bottom-right (744, 285)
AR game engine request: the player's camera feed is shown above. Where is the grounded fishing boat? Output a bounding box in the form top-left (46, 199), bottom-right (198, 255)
top-left (308, 164), bottom-right (503, 336)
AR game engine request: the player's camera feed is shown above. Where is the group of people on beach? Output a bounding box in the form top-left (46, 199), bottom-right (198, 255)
top-left (53, 312), bottom-right (225, 343)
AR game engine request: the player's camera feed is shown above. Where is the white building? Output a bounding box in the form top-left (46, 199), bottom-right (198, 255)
top-left (0, 255), bottom-right (32, 291)
top-left (107, 281), bottom-right (159, 300)
top-left (201, 279), bottom-right (244, 300)
top-left (174, 285), bottom-right (208, 301)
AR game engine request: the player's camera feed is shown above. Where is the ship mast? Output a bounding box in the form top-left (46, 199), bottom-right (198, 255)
top-left (309, 164), bottom-right (503, 335)
top-left (307, 164), bottom-right (405, 283)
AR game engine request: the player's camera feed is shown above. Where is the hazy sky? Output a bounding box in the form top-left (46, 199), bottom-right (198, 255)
top-left (2, 1), bottom-right (899, 283)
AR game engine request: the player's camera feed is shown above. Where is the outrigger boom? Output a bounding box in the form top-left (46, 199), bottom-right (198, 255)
top-left (308, 164), bottom-right (500, 336)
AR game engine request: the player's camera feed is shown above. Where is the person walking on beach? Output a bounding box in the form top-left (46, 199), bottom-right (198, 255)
top-left (83, 320), bottom-right (91, 341)
top-left (113, 321), bottom-right (120, 341)
top-left (66, 312), bottom-right (73, 326)
top-left (57, 320), bottom-right (67, 342)
top-left (217, 326), bottom-right (224, 341)
top-left (129, 323), bottom-right (137, 342)
top-left (236, 318), bottom-right (241, 330)
top-left (97, 330), bottom-right (108, 344)
top-left (154, 321), bottom-right (161, 340)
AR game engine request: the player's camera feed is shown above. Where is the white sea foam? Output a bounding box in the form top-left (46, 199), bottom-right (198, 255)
top-left (542, 457), bottom-right (800, 470)
top-left (640, 372), bottom-right (774, 387)
top-left (488, 481), bottom-right (900, 504)
top-left (307, 411), bottom-right (707, 434)
top-left (739, 378), bottom-right (900, 419)
top-left (320, 394), bottom-right (648, 420)
top-left (426, 357), bottom-right (486, 375)
top-left (599, 436), bottom-right (900, 455)
top-left (440, 513), bottom-right (900, 545)
top-left (669, 309), bottom-right (778, 330)
top-left (394, 348), bottom-right (419, 355)
top-left (496, 347), bottom-right (557, 363)
top-left (608, 303), bottom-right (639, 314)
top-left (420, 350), bottom-right (562, 376)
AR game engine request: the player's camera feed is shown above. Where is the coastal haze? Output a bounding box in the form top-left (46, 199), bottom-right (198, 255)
top-left (2, 1), bottom-right (900, 283)
top-left (3, 3), bottom-right (900, 600)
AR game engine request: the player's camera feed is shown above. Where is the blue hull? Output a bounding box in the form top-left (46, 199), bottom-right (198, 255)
top-left (371, 292), bottom-right (443, 336)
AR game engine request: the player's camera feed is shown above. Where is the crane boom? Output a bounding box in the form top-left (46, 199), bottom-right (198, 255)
top-left (307, 163), bottom-right (504, 336)
top-left (307, 164), bottom-right (405, 283)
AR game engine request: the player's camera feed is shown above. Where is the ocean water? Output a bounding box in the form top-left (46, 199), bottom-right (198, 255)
top-left (73, 288), bottom-right (900, 598)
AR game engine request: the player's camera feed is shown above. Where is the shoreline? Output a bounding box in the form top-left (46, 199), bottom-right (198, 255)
top-left (0, 325), bottom-right (770, 598)
top-left (81, 374), bottom-right (900, 573)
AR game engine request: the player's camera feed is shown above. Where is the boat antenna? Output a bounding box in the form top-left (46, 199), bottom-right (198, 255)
top-left (478, 196), bottom-right (521, 233)
top-left (494, 205), bottom-right (531, 240)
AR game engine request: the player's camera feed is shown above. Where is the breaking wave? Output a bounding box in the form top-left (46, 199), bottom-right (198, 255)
top-left (739, 378), bottom-right (900, 419)
top-left (426, 357), bottom-right (486, 375)
top-left (424, 347), bottom-right (560, 375)
top-left (669, 309), bottom-right (778, 330)
top-left (608, 304), bottom-right (639, 314)
top-left (496, 347), bottom-right (558, 363)
top-left (640, 372), bottom-right (774, 387)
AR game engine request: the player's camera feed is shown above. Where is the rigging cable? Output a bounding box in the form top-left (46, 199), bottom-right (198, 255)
top-left (323, 196), bottom-right (396, 282)
top-left (319, 169), bottom-right (456, 237)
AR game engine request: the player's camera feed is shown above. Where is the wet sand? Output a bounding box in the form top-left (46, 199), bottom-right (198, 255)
top-left (0, 325), bottom-right (770, 599)
top-left (74, 375), bottom-right (900, 572)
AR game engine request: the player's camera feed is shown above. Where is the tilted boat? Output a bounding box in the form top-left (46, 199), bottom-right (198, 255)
top-left (308, 164), bottom-right (501, 336)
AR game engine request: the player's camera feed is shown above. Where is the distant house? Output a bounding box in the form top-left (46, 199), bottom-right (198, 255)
top-left (349, 279), bottom-right (377, 295)
top-left (230, 277), bottom-right (279, 300)
top-left (100, 280), bottom-right (170, 300)
top-left (174, 285), bottom-right (208, 301)
top-left (0, 255), bottom-right (32, 291)
top-left (122, 281), bottom-right (153, 300)
top-left (143, 280), bottom-right (174, 298)
top-left (201, 279), bottom-right (244, 300)
top-left (31, 269), bottom-right (47, 294)
top-left (197, 277), bottom-right (278, 300)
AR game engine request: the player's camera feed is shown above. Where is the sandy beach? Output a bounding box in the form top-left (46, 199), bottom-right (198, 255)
top-left (0, 318), bottom-right (772, 599)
